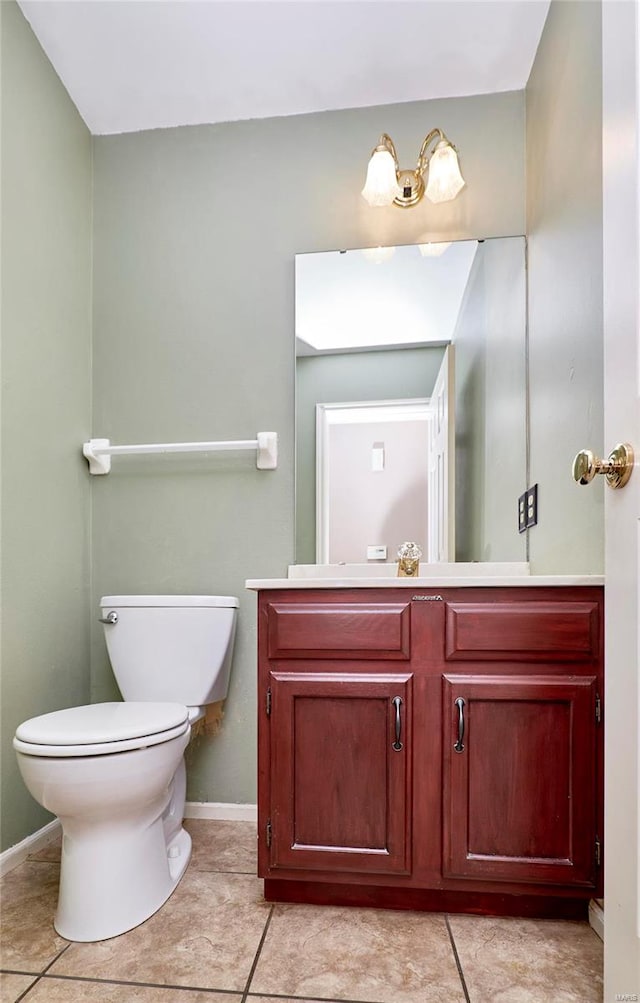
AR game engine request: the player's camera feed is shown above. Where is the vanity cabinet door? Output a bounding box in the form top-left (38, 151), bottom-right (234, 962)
top-left (267, 671), bottom-right (412, 875)
top-left (442, 674), bottom-right (598, 888)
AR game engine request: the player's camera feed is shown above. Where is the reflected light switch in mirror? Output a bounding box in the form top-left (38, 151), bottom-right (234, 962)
top-left (372, 441), bottom-right (385, 471)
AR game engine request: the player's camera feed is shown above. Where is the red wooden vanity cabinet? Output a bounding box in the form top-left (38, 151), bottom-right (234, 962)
top-left (256, 586), bottom-right (604, 918)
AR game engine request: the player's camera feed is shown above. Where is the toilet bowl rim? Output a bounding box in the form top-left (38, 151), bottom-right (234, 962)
top-left (13, 719), bottom-right (190, 758)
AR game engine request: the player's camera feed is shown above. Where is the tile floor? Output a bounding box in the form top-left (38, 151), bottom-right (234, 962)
top-left (0, 820), bottom-right (603, 1003)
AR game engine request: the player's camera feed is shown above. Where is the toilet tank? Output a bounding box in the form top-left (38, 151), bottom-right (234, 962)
top-left (100, 596), bottom-right (238, 705)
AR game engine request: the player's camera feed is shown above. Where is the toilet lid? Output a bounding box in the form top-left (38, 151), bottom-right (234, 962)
top-left (15, 702), bottom-right (189, 747)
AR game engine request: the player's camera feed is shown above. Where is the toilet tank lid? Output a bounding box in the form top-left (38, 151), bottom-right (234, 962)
top-left (15, 702), bottom-right (189, 746)
top-left (100, 595), bottom-right (239, 608)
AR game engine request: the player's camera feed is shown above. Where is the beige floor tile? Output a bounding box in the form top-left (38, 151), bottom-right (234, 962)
top-left (0, 973), bottom-right (38, 1003)
top-left (449, 914), bottom-right (604, 1002)
top-left (48, 871), bottom-right (269, 992)
top-left (0, 863), bottom-right (68, 971)
top-left (16, 977), bottom-right (242, 1001)
top-left (184, 819), bottom-right (256, 873)
top-left (250, 903), bottom-right (465, 1003)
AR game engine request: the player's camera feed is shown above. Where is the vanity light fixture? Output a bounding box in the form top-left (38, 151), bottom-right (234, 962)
top-left (361, 129), bottom-right (465, 209)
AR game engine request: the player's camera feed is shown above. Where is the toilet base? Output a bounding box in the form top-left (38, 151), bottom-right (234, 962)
top-left (55, 817), bottom-right (192, 942)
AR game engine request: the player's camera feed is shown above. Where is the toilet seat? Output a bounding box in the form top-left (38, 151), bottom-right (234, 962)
top-left (13, 702), bottom-right (190, 758)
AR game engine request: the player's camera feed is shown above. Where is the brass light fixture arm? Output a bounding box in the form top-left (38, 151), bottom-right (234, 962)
top-left (416, 128), bottom-right (446, 176)
top-left (374, 129), bottom-right (447, 179)
top-left (374, 133), bottom-right (400, 169)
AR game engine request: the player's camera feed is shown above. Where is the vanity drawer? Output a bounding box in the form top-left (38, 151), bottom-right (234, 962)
top-left (266, 602), bottom-right (411, 660)
top-left (444, 601), bottom-right (599, 662)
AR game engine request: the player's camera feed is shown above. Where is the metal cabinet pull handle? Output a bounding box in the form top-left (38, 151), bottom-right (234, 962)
top-left (454, 697), bottom-right (465, 753)
top-left (392, 696), bottom-right (403, 751)
top-left (98, 610), bottom-right (118, 625)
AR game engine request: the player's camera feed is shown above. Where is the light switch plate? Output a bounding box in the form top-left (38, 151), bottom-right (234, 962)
top-left (371, 442), bottom-right (385, 472)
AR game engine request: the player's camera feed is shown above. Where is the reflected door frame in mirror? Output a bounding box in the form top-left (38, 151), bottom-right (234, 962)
top-left (316, 398), bottom-right (440, 564)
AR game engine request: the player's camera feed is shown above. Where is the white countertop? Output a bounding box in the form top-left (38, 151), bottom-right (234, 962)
top-left (245, 574), bottom-right (604, 590)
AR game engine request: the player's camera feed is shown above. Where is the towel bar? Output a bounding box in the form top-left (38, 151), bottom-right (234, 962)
top-left (82, 432), bottom-right (278, 475)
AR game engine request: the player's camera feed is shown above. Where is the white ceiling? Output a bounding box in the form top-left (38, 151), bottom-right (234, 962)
top-left (18, 1), bottom-right (550, 136)
top-left (296, 241), bottom-right (479, 353)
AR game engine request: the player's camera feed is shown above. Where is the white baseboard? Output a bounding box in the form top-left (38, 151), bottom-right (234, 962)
top-left (588, 898), bottom-right (604, 941)
top-left (0, 819), bottom-right (62, 877)
top-left (184, 801), bottom-right (257, 822)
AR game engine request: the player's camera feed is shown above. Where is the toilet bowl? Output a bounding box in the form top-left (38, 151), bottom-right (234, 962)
top-left (13, 595), bottom-right (238, 942)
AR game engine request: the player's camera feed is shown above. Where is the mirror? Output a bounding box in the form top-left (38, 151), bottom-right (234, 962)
top-left (295, 236), bottom-right (527, 565)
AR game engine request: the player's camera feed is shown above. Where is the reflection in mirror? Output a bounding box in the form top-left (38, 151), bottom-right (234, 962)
top-left (295, 236), bottom-right (527, 565)
top-left (316, 398), bottom-right (432, 564)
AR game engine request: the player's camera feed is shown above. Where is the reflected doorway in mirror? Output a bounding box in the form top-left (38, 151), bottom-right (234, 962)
top-left (316, 347), bottom-right (454, 565)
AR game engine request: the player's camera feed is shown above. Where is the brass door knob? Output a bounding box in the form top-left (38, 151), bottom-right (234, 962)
top-left (572, 442), bottom-right (634, 489)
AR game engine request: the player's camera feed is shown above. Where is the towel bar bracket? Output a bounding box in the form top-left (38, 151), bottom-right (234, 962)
top-left (256, 432), bottom-right (278, 470)
top-left (83, 438), bottom-right (112, 475)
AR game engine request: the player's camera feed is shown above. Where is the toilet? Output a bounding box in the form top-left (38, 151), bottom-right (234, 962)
top-left (13, 594), bottom-right (238, 942)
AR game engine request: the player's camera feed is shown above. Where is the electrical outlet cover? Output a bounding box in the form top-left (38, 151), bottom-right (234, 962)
top-left (518, 491), bottom-right (527, 533)
top-left (525, 484), bottom-right (538, 528)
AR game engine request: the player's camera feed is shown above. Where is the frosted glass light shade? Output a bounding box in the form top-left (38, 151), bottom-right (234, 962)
top-left (361, 148), bottom-right (401, 207)
top-left (425, 142), bottom-right (465, 204)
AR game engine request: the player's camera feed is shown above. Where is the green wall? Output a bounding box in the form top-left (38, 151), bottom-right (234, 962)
top-left (454, 237), bottom-right (527, 563)
top-left (526, 0), bottom-right (603, 573)
top-left (90, 92), bottom-right (525, 805)
top-left (0, 2), bottom-right (93, 850)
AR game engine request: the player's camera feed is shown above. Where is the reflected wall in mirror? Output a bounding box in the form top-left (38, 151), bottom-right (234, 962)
top-left (295, 236), bottom-right (528, 565)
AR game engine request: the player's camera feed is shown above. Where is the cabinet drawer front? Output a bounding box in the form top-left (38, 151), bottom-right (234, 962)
top-left (268, 672), bottom-right (412, 875)
top-left (442, 674), bottom-right (597, 888)
top-left (445, 601), bottom-right (599, 661)
top-left (267, 602), bottom-right (411, 659)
